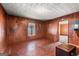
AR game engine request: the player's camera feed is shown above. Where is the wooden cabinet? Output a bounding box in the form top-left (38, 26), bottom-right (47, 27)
top-left (56, 44), bottom-right (76, 56)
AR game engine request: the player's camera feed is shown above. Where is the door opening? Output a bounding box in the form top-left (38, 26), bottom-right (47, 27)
top-left (59, 20), bottom-right (68, 44)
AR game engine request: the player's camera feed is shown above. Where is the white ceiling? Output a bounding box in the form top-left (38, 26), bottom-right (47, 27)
top-left (2, 3), bottom-right (79, 20)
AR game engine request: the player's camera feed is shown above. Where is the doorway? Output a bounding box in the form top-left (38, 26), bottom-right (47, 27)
top-left (59, 20), bottom-right (68, 44)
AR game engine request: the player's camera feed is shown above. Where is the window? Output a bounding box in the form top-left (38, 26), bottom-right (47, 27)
top-left (28, 23), bottom-right (36, 36)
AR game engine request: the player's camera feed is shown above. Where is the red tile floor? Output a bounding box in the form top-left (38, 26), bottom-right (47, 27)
top-left (6, 39), bottom-right (79, 56)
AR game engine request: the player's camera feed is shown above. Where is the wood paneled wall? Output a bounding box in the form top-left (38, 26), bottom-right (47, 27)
top-left (6, 15), bottom-right (46, 45)
top-left (44, 19), bottom-right (59, 43)
top-left (0, 4), bottom-right (6, 53)
top-left (45, 12), bottom-right (79, 47)
top-left (6, 12), bottom-right (79, 46)
top-left (68, 12), bottom-right (79, 46)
